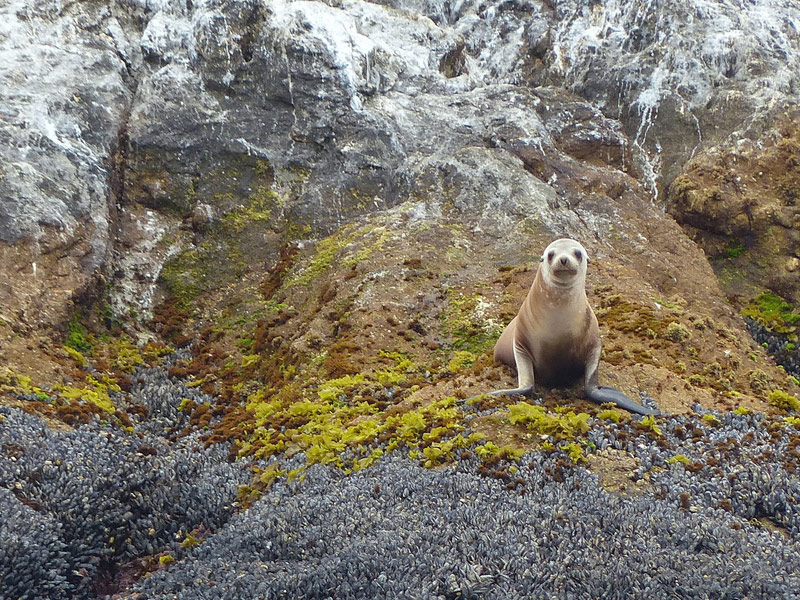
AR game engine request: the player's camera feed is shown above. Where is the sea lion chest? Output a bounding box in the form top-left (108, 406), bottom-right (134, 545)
top-left (521, 299), bottom-right (592, 387)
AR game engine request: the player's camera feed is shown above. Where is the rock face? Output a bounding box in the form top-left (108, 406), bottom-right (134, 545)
top-left (668, 112), bottom-right (800, 305)
top-left (534, 0), bottom-right (800, 194)
top-left (0, 0), bottom-right (136, 328)
top-left (2, 0), bottom-right (799, 335)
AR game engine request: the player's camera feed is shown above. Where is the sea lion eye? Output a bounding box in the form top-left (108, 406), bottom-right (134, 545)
top-left (574, 250), bottom-right (582, 261)
top-left (547, 251), bottom-right (555, 262)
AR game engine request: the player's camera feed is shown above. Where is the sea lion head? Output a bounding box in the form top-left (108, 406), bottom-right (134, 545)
top-left (540, 238), bottom-right (589, 288)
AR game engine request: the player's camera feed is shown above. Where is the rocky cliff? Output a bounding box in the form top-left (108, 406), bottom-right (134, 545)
top-left (2, 0), bottom-right (800, 598)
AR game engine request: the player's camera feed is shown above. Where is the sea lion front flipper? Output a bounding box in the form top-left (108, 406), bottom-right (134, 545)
top-left (484, 338), bottom-right (535, 397)
top-left (488, 386), bottom-right (534, 397)
top-left (583, 348), bottom-right (659, 415)
top-left (586, 385), bottom-right (660, 416)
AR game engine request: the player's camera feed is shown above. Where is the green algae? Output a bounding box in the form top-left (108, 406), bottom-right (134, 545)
top-left (723, 238), bottom-right (747, 259)
top-left (443, 290), bottom-right (503, 354)
top-left (597, 408), bottom-right (623, 423)
top-left (561, 442), bottom-right (587, 465)
top-left (56, 376), bottom-right (120, 414)
top-left (317, 374), bottom-right (368, 403)
top-left (158, 176), bottom-right (285, 309)
top-left (447, 350), bottom-right (478, 374)
top-left (241, 381), bottom-right (488, 481)
top-left (180, 533), bottom-right (201, 549)
top-left (221, 187), bottom-right (280, 233)
top-left (652, 297), bottom-right (686, 313)
top-left (64, 346), bottom-right (88, 368)
top-left (241, 354), bottom-right (259, 369)
top-left (742, 293), bottom-right (800, 334)
top-left (473, 441), bottom-right (525, 462)
top-left (0, 368), bottom-right (45, 397)
top-left (65, 314), bottom-right (92, 355)
top-left (283, 224), bottom-right (392, 289)
top-left (639, 414), bottom-right (663, 436)
top-left (110, 338), bottom-right (144, 373)
top-left (421, 432), bottom-right (486, 468)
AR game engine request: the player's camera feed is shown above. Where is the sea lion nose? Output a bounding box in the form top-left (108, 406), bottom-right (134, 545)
top-left (560, 257), bottom-right (568, 265)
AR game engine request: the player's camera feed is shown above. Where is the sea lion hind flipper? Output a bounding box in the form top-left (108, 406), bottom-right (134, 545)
top-left (586, 385), bottom-right (660, 416)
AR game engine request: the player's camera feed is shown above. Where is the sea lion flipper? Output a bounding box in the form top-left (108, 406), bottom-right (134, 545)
top-left (488, 386), bottom-right (534, 397)
top-left (583, 347), bottom-right (659, 415)
top-left (464, 337), bottom-right (535, 402)
top-left (586, 385), bottom-right (660, 415)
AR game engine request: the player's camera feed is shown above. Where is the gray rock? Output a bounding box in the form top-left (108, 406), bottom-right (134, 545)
top-left (0, 0), bottom-right (136, 250)
top-left (4, 0), bottom-right (799, 322)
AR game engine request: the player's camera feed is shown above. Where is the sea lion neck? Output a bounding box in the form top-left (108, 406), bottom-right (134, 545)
top-left (531, 265), bottom-right (586, 308)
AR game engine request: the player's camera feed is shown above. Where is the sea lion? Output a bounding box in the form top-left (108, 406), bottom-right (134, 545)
top-left (490, 238), bottom-right (658, 415)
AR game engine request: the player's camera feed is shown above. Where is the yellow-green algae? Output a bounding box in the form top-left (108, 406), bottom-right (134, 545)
top-left (64, 345), bottom-right (88, 368)
top-left (242, 386), bottom-right (467, 472)
top-left (56, 376), bottom-right (121, 414)
top-left (768, 389), bottom-right (800, 412)
top-left (784, 415), bottom-right (800, 427)
top-left (508, 402), bottom-right (591, 439)
top-left (110, 338), bottom-right (145, 373)
top-left (561, 442), bottom-right (587, 465)
top-left (232, 343), bottom-right (538, 484)
top-left (504, 402), bottom-right (598, 464)
top-left (283, 224), bottom-right (392, 289)
top-left (447, 350), bottom-right (478, 374)
top-left (596, 408), bottom-right (624, 423)
top-left (0, 368), bottom-right (46, 397)
top-left (639, 414), bottom-right (663, 436)
top-left (742, 292), bottom-right (800, 335)
top-left (2, 331), bottom-right (174, 428)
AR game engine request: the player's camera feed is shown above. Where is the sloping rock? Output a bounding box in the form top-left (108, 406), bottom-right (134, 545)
top-left (2, 0), bottom-right (799, 341)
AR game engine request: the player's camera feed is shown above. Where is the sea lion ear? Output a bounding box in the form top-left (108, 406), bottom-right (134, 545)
top-left (539, 256), bottom-right (544, 262)
top-left (586, 255), bottom-right (591, 264)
